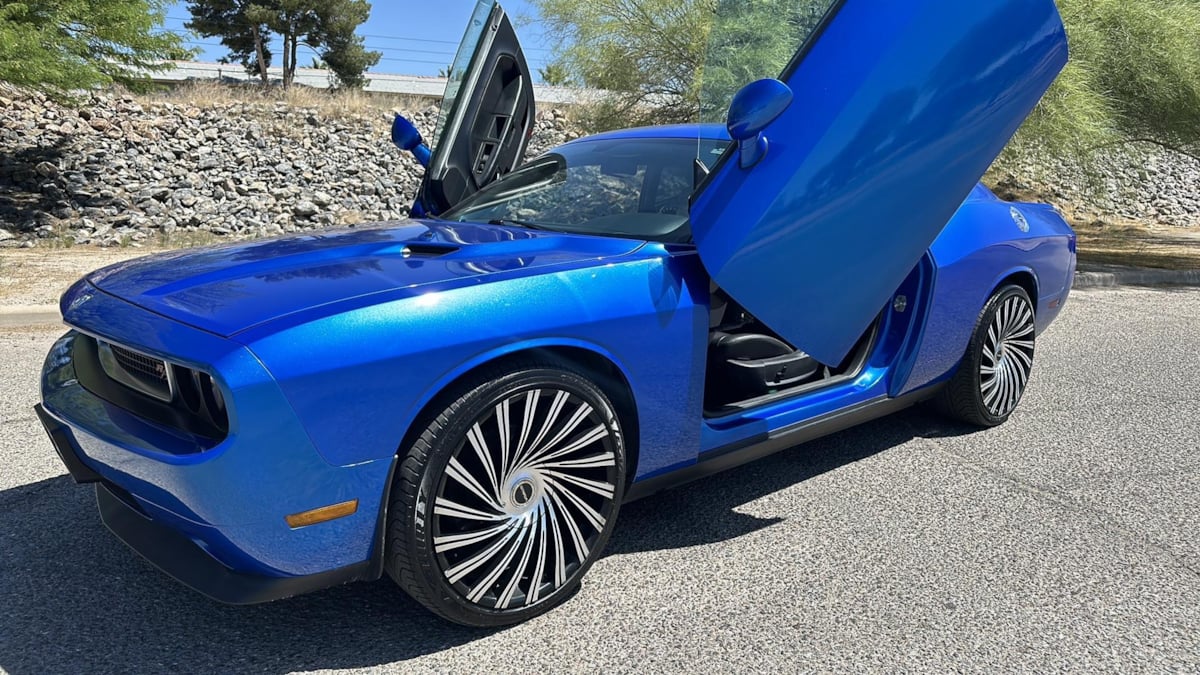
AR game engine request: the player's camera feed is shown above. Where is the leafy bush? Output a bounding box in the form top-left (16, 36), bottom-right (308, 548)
top-left (1002, 0), bottom-right (1200, 171)
top-left (0, 0), bottom-right (191, 101)
top-left (532, 0), bottom-right (1200, 171)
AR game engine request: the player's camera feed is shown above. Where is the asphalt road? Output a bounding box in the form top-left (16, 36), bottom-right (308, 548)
top-left (1, 288), bottom-right (1197, 673)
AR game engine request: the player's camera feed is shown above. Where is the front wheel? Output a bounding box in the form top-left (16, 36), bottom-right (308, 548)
top-left (385, 361), bottom-right (626, 626)
top-left (936, 284), bottom-right (1036, 427)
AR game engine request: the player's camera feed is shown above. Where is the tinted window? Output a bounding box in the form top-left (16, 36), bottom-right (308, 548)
top-left (698, 0), bottom-right (841, 122)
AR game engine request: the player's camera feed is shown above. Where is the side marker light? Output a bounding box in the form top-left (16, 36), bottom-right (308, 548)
top-left (286, 499), bottom-right (359, 528)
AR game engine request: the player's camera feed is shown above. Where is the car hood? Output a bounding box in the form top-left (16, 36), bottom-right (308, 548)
top-left (87, 220), bottom-right (643, 337)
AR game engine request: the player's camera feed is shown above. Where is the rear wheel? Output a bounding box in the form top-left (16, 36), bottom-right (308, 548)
top-left (385, 361), bottom-right (626, 626)
top-left (937, 284), bottom-right (1036, 427)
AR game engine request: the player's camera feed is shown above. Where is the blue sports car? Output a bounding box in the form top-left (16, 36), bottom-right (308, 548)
top-left (36, 0), bottom-right (1075, 626)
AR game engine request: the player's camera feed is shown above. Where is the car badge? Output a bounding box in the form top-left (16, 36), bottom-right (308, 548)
top-left (1010, 206), bottom-right (1030, 233)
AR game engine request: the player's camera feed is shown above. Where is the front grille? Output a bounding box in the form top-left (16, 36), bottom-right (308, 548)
top-left (97, 340), bottom-right (173, 402)
top-left (110, 344), bottom-right (169, 386)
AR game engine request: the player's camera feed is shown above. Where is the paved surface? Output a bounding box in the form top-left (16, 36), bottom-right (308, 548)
top-left (0, 288), bottom-right (1198, 673)
top-left (0, 306), bottom-right (58, 329)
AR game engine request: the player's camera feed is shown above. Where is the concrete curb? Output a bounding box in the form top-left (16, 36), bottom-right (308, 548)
top-left (1073, 264), bottom-right (1200, 290)
top-left (0, 305), bottom-right (60, 328)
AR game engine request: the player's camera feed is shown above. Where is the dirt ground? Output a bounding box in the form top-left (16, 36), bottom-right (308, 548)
top-left (1072, 219), bottom-right (1200, 270)
top-left (0, 247), bottom-right (165, 306)
top-left (990, 181), bottom-right (1200, 270)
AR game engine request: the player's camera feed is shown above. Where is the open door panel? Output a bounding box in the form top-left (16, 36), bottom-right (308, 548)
top-left (417, 1), bottom-right (535, 216)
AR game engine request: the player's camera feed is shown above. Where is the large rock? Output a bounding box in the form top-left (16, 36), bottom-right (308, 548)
top-left (0, 84), bottom-right (532, 246)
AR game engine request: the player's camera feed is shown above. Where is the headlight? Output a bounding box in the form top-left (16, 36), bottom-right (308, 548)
top-left (172, 365), bottom-right (229, 435)
top-left (78, 335), bottom-right (229, 444)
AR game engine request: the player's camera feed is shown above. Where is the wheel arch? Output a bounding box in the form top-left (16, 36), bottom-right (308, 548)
top-left (391, 342), bottom-right (641, 491)
top-left (992, 268), bottom-right (1039, 315)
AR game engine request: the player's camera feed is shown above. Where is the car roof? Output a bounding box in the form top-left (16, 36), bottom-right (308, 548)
top-left (566, 123), bottom-right (731, 144)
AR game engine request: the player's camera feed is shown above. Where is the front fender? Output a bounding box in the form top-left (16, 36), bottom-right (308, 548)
top-left (238, 252), bottom-right (710, 480)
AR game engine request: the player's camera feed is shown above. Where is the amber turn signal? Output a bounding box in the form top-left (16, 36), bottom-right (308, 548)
top-left (285, 499), bottom-right (359, 528)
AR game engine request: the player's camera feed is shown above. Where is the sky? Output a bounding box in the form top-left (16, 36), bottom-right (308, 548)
top-left (162, 1), bottom-right (554, 78)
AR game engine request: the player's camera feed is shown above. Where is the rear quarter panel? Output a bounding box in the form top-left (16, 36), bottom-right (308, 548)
top-left (899, 194), bottom-right (1076, 395)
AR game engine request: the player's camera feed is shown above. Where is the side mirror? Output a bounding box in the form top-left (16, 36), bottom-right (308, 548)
top-left (726, 79), bottom-right (793, 169)
top-left (391, 115), bottom-right (432, 168)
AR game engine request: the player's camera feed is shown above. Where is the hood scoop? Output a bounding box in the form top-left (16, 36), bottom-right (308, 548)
top-left (401, 242), bottom-right (459, 258)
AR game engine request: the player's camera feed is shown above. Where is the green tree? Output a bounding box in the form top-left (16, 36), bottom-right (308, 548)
top-left (1002, 0), bottom-right (1200, 170)
top-left (186, 0), bottom-right (274, 84)
top-left (0, 0), bottom-right (192, 100)
top-left (532, 0), bottom-right (1200, 170)
top-left (533, 0), bottom-right (712, 129)
top-left (310, 0), bottom-right (379, 89)
top-left (697, 0), bottom-right (830, 121)
top-left (538, 62), bottom-right (573, 86)
top-left (188, 0), bottom-right (379, 88)
top-left (531, 0), bottom-right (829, 129)
top-left (242, 1), bottom-right (317, 88)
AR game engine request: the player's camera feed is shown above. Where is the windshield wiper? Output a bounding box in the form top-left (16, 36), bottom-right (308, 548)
top-left (488, 218), bottom-right (551, 231)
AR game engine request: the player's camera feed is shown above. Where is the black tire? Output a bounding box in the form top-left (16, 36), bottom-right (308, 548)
top-left (384, 359), bottom-right (627, 627)
top-left (936, 284), bottom-right (1036, 427)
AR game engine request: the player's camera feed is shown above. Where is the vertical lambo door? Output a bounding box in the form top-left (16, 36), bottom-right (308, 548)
top-left (414, 0), bottom-right (536, 217)
top-left (690, 0), bottom-right (1068, 368)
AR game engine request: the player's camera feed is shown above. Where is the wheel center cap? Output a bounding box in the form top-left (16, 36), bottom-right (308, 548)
top-left (510, 479), bottom-right (536, 507)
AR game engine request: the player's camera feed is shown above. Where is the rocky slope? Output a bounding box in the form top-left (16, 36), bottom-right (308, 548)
top-left (0, 85), bottom-right (578, 247)
top-left (991, 146), bottom-right (1200, 228)
top-left (0, 84), bottom-right (1197, 248)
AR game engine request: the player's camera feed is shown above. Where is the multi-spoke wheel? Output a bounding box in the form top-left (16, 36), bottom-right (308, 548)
top-left (385, 360), bottom-right (626, 626)
top-left (936, 284), bottom-right (1036, 427)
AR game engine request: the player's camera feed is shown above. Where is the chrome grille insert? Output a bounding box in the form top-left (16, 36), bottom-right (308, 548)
top-left (96, 340), bottom-right (174, 402)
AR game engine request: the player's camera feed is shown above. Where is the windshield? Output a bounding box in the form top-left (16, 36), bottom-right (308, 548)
top-left (441, 137), bottom-right (730, 242)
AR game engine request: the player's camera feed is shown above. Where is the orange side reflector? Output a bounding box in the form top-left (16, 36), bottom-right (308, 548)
top-left (285, 499), bottom-right (359, 528)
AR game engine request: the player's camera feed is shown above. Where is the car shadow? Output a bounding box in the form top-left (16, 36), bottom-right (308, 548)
top-left (0, 407), bottom-right (964, 673)
top-left (608, 406), bottom-right (973, 555)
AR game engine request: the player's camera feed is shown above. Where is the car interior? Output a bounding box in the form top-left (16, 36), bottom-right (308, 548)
top-left (704, 283), bottom-right (877, 415)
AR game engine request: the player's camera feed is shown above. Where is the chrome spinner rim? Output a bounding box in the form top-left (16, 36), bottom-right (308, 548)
top-left (980, 294), bottom-right (1035, 417)
top-left (432, 387), bottom-right (619, 610)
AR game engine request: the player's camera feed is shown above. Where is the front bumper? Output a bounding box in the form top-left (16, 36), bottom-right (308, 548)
top-left (36, 402), bottom-right (390, 603)
top-left (95, 481), bottom-right (377, 604)
top-left (38, 283), bottom-right (397, 601)
top-left (36, 402), bottom-right (102, 485)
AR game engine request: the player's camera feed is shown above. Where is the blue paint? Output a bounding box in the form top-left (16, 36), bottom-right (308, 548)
top-left (726, 79), bottom-right (794, 168)
top-left (38, 0), bottom-right (1076, 596)
top-left (691, 0), bottom-right (1068, 366)
top-left (391, 114), bottom-right (432, 167)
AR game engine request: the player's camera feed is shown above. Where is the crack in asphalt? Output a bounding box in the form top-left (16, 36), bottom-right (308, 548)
top-left (1053, 463), bottom-right (1200, 492)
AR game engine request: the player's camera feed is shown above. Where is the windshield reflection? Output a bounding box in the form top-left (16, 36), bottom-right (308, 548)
top-left (442, 137), bottom-right (729, 243)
